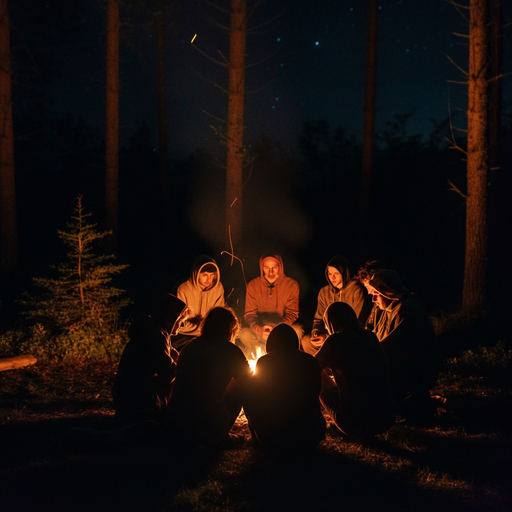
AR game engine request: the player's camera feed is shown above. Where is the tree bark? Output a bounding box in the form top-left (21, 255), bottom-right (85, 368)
top-left (105, 0), bottom-right (120, 254)
top-left (488, 0), bottom-right (502, 174)
top-left (226, 0), bottom-right (246, 250)
top-left (463, 0), bottom-right (489, 314)
top-left (0, 0), bottom-right (18, 273)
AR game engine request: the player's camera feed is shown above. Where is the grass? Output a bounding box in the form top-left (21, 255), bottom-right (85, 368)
top-left (0, 333), bottom-right (511, 511)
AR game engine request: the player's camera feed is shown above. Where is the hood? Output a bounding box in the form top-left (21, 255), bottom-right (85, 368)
top-left (189, 254), bottom-right (221, 292)
top-left (149, 294), bottom-right (187, 333)
top-left (259, 252), bottom-right (285, 279)
top-left (324, 255), bottom-right (351, 291)
top-left (323, 301), bottom-right (360, 335)
top-left (368, 269), bottom-right (409, 300)
top-left (265, 323), bottom-right (299, 353)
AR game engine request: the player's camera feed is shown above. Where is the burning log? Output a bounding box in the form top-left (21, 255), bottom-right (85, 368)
top-left (0, 355), bottom-right (37, 372)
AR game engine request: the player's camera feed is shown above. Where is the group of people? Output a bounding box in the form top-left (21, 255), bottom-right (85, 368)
top-left (111, 252), bottom-right (441, 452)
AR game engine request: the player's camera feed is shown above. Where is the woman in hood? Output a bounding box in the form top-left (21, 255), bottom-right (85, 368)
top-left (302, 255), bottom-right (369, 356)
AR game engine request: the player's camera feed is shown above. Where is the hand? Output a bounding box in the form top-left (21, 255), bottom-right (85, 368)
top-left (188, 315), bottom-right (202, 326)
top-left (310, 334), bottom-right (326, 347)
top-left (261, 325), bottom-right (273, 341)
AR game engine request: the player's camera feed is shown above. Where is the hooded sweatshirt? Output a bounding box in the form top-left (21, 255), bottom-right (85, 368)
top-left (177, 255), bottom-right (225, 336)
top-left (312, 255), bottom-right (367, 335)
top-left (315, 301), bottom-right (397, 438)
top-left (368, 270), bottom-right (440, 398)
top-left (244, 253), bottom-right (300, 331)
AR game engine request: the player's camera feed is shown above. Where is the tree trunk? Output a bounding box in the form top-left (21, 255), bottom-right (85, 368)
top-left (155, 0), bottom-right (169, 234)
top-left (105, 0), bottom-right (120, 254)
top-left (463, 0), bottom-right (489, 314)
top-left (488, 0), bottom-right (502, 173)
top-left (226, 0), bottom-right (246, 250)
top-left (0, 0), bottom-right (18, 273)
top-left (359, 0), bottom-right (378, 250)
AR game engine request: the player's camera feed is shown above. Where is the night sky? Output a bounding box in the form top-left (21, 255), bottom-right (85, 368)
top-left (36, 0), bottom-right (511, 157)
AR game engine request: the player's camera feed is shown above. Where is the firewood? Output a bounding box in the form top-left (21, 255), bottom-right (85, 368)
top-left (0, 355), bottom-right (37, 372)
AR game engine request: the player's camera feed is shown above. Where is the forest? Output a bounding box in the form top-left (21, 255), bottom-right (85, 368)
top-left (0, 2), bottom-right (511, 511)
top-left (1, 1), bottom-right (509, 331)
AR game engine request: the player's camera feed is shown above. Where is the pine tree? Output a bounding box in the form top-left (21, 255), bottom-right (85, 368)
top-left (20, 196), bottom-right (130, 359)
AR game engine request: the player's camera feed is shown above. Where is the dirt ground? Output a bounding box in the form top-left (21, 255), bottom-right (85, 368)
top-left (0, 356), bottom-right (511, 512)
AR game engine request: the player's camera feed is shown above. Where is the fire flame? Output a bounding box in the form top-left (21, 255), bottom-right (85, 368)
top-left (248, 345), bottom-right (265, 374)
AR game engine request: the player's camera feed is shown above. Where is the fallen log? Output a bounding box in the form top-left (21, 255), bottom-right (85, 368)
top-left (0, 355), bottom-right (37, 372)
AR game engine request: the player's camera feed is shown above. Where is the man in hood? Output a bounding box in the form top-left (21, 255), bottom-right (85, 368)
top-left (239, 252), bottom-right (301, 359)
top-left (365, 269), bottom-right (441, 420)
top-left (302, 255), bottom-right (369, 356)
top-left (173, 254), bottom-right (225, 351)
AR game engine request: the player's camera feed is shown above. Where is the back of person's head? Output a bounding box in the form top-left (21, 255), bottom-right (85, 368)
top-left (266, 323), bottom-right (299, 353)
top-left (149, 294), bottom-right (187, 332)
top-left (324, 302), bottom-right (359, 335)
top-left (200, 306), bottom-right (240, 342)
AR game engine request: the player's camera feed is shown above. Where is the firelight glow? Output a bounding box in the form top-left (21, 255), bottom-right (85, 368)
top-left (248, 346), bottom-right (265, 374)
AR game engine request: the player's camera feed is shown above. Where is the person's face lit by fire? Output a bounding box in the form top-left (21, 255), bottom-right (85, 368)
top-left (366, 285), bottom-right (393, 310)
top-left (327, 266), bottom-right (343, 289)
top-left (198, 271), bottom-right (217, 290)
top-left (262, 257), bottom-right (280, 284)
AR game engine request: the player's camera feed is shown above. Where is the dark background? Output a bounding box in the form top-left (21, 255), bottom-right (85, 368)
top-left (3, 0), bottom-right (511, 331)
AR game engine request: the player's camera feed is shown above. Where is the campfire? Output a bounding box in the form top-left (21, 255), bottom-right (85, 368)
top-left (247, 346), bottom-right (265, 373)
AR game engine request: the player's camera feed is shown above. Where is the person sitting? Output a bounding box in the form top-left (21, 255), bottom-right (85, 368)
top-left (316, 302), bottom-right (397, 440)
top-left (165, 306), bottom-right (252, 448)
top-left (239, 252), bottom-right (301, 359)
top-left (244, 323), bottom-right (326, 453)
top-left (302, 255), bottom-right (370, 356)
top-left (172, 254), bottom-right (226, 351)
top-left (111, 294), bottom-right (189, 426)
top-left (365, 269), bottom-right (441, 420)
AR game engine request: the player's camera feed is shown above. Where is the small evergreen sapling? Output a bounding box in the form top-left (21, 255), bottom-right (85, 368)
top-left (20, 196), bottom-right (130, 359)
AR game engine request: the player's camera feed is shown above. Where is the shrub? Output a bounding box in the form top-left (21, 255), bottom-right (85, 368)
top-left (445, 341), bottom-right (512, 385)
top-left (17, 196), bottom-right (131, 360)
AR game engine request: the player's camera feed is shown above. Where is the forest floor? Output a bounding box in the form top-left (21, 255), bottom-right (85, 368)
top-left (1, 321), bottom-right (511, 512)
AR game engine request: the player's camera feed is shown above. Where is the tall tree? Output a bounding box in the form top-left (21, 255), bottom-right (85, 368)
top-left (226, 0), bottom-right (246, 250)
top-left (0, 0), bottom-right (17, 273)
top-left (105, 0), bottom-right (120, 254)
top-left (463, 0), bottom-right (489, 314)
top-left (359, 0), bottom-right (378, 248)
